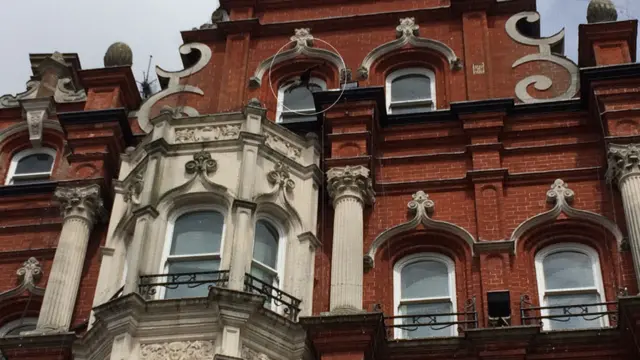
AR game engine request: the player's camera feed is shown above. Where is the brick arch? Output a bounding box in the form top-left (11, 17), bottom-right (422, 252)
top-left (369, 48), bottom-right (454, 109)
top-left (0, 127), bottom-right (66, 184)
top-left (0, 296), bottom-right (42, 326)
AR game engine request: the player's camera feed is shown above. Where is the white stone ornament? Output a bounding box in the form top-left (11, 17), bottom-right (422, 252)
top-left (291, 28), bottom-right (314, 47)
top-left (267, 162), bottom-right (296, 192)
top-left (326, 165), bottom-right (375, 205)
top-left (55, 184), bottom-right (104, 225)
top-left (607, 143), bottom-right (640, 184)
top-left (174, 124), bottom-right (241, 143)
top-left (265, 133), bottom-right (302, 160)
top-left (185, 152), bottom-right (218, 175)
top-left (0, 257), bottom-right (46, 302)
top-left (140, 341), bottom-right (214, 360)
top-left (396, 17), bottom-right (419, 38)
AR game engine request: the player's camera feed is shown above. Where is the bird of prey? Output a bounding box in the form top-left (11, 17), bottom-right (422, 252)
top-left (285, 64), bottom-right (321, 94)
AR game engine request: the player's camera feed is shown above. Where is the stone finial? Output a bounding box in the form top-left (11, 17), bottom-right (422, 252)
top-left (396, 17), bottom-right (419, 38)
top-left (587, 0), bottom-right (618, 24)
top-left (408, 190), bottom-right (435, 216)
top-left (54, 184), bottom-right (104, 225)
top-left (103, 42), bottom-right (133, 67)
top-left (17, 257), bottom-right (43, 284)
top-left (546, 179), bottom-right (575, 205)
top-left (211, 7), bottom-right (230, 23)
top-left (185, 151), bottom-right (217, 175)
top-left (326, 166), bottom-right (375, 205)
top-left (291, 28), bottom-right (314, 47)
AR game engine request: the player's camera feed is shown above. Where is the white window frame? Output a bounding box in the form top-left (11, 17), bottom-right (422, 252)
top-left (534, 243), bottom-right (608, 331)
top-left (251, 215), bottom-right (287, 312)
top-left (157, 205), bottom-right (227, 299)
top-left (276, 77), bottom-right (326, 124)
top-left (385, 67), bottom-right (436, 115)
top-left (5, 147), bottom-right (56, 185)
top-left (393, 253), bottom-right (457, 339)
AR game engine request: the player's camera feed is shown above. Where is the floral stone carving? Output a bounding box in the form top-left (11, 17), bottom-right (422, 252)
top-left (174, 124), bottom-right (240, 143)
top-left (140, 341), bottom-right (214, 360)
top-left (185, 152), bottom-right (218, 175)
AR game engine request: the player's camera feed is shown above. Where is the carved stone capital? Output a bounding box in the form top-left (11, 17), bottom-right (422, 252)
top-left (54, 184), bottom-right (103, 225)
top-left (607, 143), bottom-right (640, 185)
top-left (20, 97), bottom-right (55, 148)
top-left (327, 166), bottom-right (375, 206)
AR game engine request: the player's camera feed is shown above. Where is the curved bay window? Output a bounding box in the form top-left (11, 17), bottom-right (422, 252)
top-left (534, 243), bottom-right (608, 330)
top-left (276, 77), bottom-right (326, 123)
top-left (386, 68), bottom-right (436, 115)
top-left (393, 253), bottom-right (457, 339)
top-left (5, 148), bottom-right (55, 185)
top-left (160, 210), bottom-right (225, 299)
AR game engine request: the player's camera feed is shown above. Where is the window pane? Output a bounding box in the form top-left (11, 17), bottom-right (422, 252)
top-left (250, 264), bottom-right (278, 286)
top-left (15, 153), bottom-right (54, 174)
top-left (543, 251), bottom-right (595, 290)
top-left (283, 84), bottom-right (321, 112)
top-left (171, 211), bottom-right (223, 255)
top-left (391, 74), bottom-right (431, 102)
top-left (546, 293), bottom-right (602, 330)
top-left (165, 259), bottom-right (220, 299)
top-left (253, 221), bottom-right (279, 269)
top-left (399, 302), bottom-right (453, 338)
top-left (401, 260), bottom-right (449, 299)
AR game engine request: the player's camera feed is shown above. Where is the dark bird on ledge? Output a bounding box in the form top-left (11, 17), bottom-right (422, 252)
top-left (285, 64), bottom-right (321, 94)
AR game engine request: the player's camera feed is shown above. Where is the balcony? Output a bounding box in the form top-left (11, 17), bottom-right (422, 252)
top-left (138, 270), bottom-right (229, 299)
top-left (520, 294), bottom-right (618, 331)
top-left (384, 298), bottom-right (478, 339)
top-left (244, 273), bottom-right (302, 321)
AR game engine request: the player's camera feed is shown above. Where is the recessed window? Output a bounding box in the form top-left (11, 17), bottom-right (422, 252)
top-left (0, 317), bottom-right (38, 359)
top-left (276, 77), bottom-right (326, 123)
top-left (5, 148), bottom-right (56, 185)
top-left (250, 220), bottom-right (281, 288)
top-left (534, 243), bottom-right (607, 331)
top-left (386, 68), bottom-right (436, 115)
top-left (162, 210), bottom-right (224, 299)
top-left (393, 253), bottom-right (456, 339)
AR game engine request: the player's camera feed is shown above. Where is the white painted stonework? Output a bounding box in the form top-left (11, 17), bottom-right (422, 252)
top-left (76, 102), bottom-right (321, 360)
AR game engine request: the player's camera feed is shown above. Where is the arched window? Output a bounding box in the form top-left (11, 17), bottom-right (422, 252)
top-left (393, 253), bottom-right (456, 339)
top-left (386, 68), bottom-right (436, 115)
top-left (250, 220), bottom-right (282, 288)
top-left (276, 77), bottom-right (326, 123)
top-left (161, 210), bottom-right (225, 299)
top-left (0, 317), bottom-right (38, 359)
top-left (534, 243), bottom-right (607, 330)
top-left (5, 148), bottom-right (56, 185)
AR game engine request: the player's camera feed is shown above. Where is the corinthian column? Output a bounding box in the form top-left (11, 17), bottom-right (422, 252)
top-left (327, 166), bottom-right (375, 313)
top-left (608, 144), bottom-right (640, 289)
top-left (35, 184), bottom-right (103, 333)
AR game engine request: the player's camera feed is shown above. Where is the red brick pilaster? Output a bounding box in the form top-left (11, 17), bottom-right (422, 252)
top-left (462, 11), bottom-right (493, 100)
top-left (578, 20), bottom-right (637, 67)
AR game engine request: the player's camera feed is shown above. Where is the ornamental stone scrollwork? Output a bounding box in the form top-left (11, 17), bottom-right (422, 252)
top-left (174, 124), bottom-right (241, 143)
top-left (160, 105), bottom-right (200, 119)
top-left (326, 166), bottom-right (375, 205)
top-left (0, 80), bottom-right (39, 108)
top-left (0, 257), bottom-right (46, 301)
top-left (364, 190), bottom-right (475, 269)
top-left (136, 43), bottom-right (212, 133)
top-left (140, 341), bottom-right (214, 360)
top-left (185, 152), bottom-right (218, 175)
top-left (358, 18), bottom-right (462, 80)
top-left (241, 345), bottom-right (270, 360)
top-left (267, 162), bottom-right (296, 192)
top-left (265, 133), bottom-right (302, 160)
top-left (607, 143), bottom-right (640, 185)
top-left (510, 179), bottom-right (623, 250)
top-left (0, 78), bottom-right (86, 110)
top-left (54, 184), bottom-right (104, 225)
top-left (505, 12), bottom-right (579, 103)
top-left (249, 28), bottom-right (345, 88)
top-left (122, 170), bottom-right (144, 205)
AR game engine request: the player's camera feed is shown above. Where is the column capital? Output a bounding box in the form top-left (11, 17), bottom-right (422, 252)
top-left (327, 166), bottom-right (375, 206)
top-left (54, 184), bottom-right (104, 225)
top-left (607, 143), bottom-right (640, 185)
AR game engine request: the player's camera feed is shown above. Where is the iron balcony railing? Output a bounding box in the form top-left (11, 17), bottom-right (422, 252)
top-left (138, 270), bottom-right (229, 298)
top-left (244, 273), bottom-right (302, 321)
top-left (520, 294), bottom-right (618, 330)
top-left (384, 298), bottom-right (478, 339)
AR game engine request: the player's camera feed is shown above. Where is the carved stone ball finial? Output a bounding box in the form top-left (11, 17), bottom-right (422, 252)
top-left (103, 42), bottom-right (133, 67)
top-left (587, 0), bottom-right (618, 24)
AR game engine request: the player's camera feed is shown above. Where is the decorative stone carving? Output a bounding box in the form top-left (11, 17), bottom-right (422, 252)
top-left (137, 43), bottom-right (212, 133)
top-left (185, 152), bottom-right (218, 175)
top-left (140, 341), bottom-right (214, 360)
top-left (267, 162), bottom-right (296, 192)
top-left (326, 166), bottom-right (375, 205)
top-left (0, 257), bottom-right (46, 301)
top-left (161, 105), bottom-right (200, 119)
top-left (265, 133), bottom-right (302, 160)
top-left (0, 80), bottom-right (38, 108)
top-left (103, 42), bottom-right (133, 67)
top-left (365, 191), bottom-right (475, 269)
top-left (358, 18), bottom-right (461, 79)
top-left (587, 0), bottom-right (618, 23)
top-left (54, 78), bottom-right (87, 102)
top-left (123, 170), bottom-right (144, 205)
top-left (174, 125), bottom-right (241, 143)
top-left (505, 12), bottom-right (579, 103)
top-left (607, 143), bottom-right (640, 184)
top-left (241, 345), bottom-right (270, 360)
top-left (510, 179), bottom-right (623, 249)
top-left (249, 28), bottom-right (345, 88)
top-left (340, 68), bottom-right (353, 83)
top-left (54, 184), bottom-right (104, 225)
top-left (20, 97), bottom-right (54, 148)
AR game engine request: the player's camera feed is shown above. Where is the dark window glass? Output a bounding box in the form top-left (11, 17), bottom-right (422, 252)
top-left (15, 153), bottom-right (54, 174)
top-left (391, 74), bottom-right (431, 102)
top-left (171, 211), bottom-right (223, 255)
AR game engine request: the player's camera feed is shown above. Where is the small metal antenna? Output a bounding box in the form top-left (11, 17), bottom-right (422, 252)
top-left (137, 55), bottom-right (157, 99)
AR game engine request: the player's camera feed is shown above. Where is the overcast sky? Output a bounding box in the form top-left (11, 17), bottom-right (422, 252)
top-left (0, 0), bottom-right (638, 96)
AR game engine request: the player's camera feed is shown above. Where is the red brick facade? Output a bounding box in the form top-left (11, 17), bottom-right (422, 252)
top-left (1, 0), bottom-right (640, 359)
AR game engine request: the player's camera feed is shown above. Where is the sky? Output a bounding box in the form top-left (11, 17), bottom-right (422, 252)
top-left (0, 0), bottom-right (638, 96)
